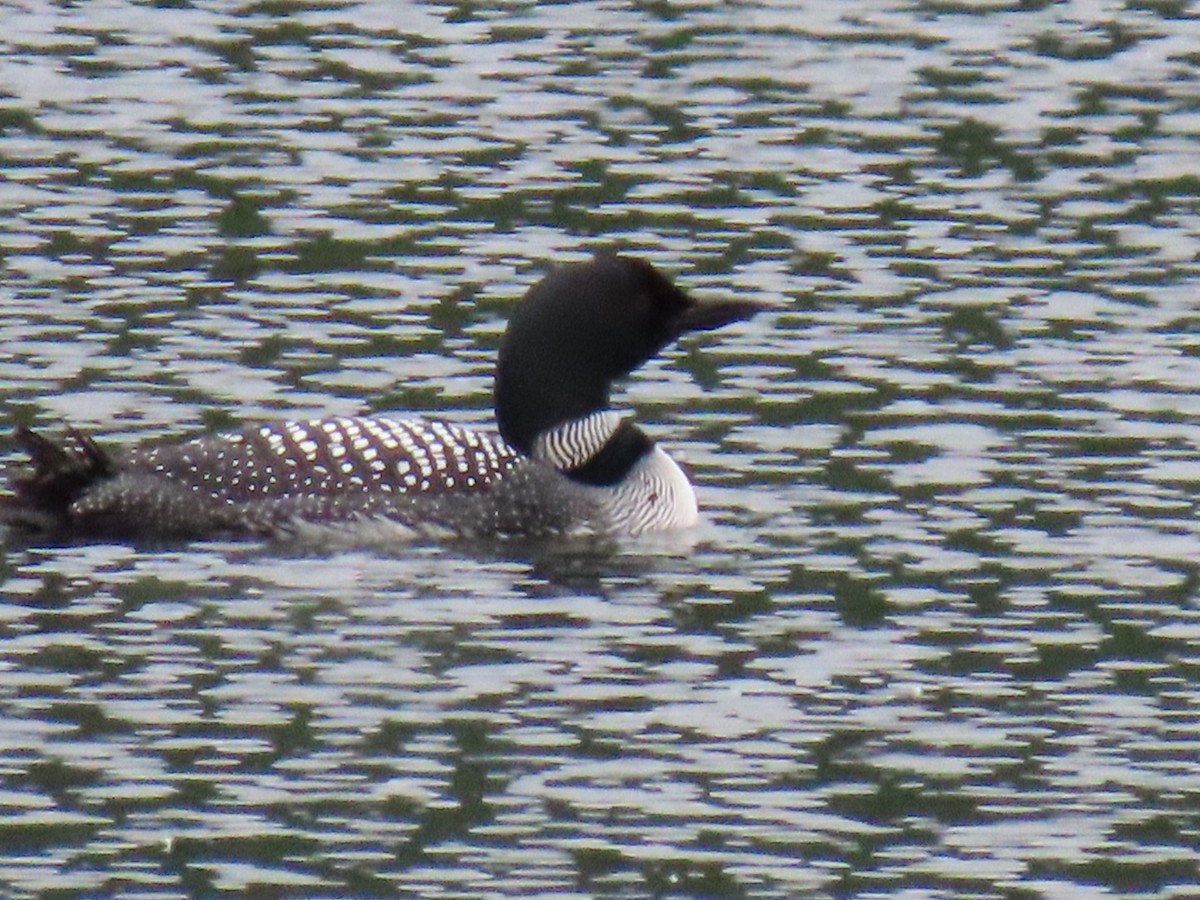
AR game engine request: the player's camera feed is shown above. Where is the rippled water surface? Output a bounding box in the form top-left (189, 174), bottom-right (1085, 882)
top-left (2, 1), bottom-right (1200, 897)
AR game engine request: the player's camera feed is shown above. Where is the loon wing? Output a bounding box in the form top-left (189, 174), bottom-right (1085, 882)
top-left (1, 418), bottom-right (545, 540)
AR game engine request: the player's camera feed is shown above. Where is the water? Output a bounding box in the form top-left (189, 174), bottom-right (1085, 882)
top-left (2, 0), bottom-right (1199, 896)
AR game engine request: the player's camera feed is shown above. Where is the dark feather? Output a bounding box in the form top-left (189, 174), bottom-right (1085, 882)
top-left (1, 427), bottom-right (116, 531)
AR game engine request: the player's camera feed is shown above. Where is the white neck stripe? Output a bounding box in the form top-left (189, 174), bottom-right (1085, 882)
top-left (531, 410), bottom-right (623, 471)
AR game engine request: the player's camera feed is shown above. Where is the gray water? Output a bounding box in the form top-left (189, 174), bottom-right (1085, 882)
top-left (2, 1), bottom-right (1199, 897)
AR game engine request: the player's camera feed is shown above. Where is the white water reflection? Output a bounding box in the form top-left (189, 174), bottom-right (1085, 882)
top-left (2, 0), bottom-right (1200, 896)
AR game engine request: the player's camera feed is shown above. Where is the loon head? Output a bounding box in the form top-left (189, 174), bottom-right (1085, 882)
top-left (494, 255), bottom-right (767, 458)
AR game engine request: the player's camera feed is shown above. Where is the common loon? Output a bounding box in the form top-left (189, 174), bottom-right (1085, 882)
top-left (0, 255), bottom-right (767, 542)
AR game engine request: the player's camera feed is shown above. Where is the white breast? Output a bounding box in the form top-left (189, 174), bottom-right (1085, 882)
top-left (596, 445), bottom-right (698, 535)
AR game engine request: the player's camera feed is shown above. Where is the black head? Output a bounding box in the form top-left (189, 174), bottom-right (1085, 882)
top-left (494, 254), bottom-right (767, 455)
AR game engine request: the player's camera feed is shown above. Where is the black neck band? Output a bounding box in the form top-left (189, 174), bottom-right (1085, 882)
top-left (566, 420), bottom-right (653, 487)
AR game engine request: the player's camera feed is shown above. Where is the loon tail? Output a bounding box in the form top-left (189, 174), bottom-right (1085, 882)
top-left (1, 427), bottom-right (115, 531)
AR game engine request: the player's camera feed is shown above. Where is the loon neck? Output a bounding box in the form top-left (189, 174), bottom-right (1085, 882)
top-left (530, 410), bottom-right (655, 488)
top-left (495, 375), bottom-right (611, 459)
